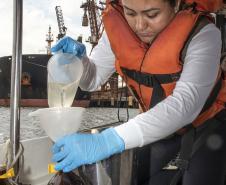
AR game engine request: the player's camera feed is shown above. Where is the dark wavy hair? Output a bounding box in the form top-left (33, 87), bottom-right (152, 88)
top-left (165, 0), bottom-right (177, 7)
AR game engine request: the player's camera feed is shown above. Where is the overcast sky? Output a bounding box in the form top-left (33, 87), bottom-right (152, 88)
top-left (0, 0), bottom-right (93, 57)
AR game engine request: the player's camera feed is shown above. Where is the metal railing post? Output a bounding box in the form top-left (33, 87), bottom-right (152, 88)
top-left (10, 0), bottom-right (23, 176)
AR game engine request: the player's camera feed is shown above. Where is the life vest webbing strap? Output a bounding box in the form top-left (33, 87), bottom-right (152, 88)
top-left (121, 67), bottom-right (181, 87)
top-left (170, 109), bottom-right (225, 185)
top-left (200, 76), bottom-right (222, 114)
top-left (149, 76), bottom-right (166, 108)
top-left (180, 15), bottom-right (211, 64)
top-left (170, 124), bottom-right (195, 185)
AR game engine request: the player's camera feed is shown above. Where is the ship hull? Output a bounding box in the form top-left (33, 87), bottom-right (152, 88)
top-left (0, 54), bottom-right (90, 107)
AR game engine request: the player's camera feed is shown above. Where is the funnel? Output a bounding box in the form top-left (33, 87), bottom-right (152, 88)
top-left (29, 107), bottom-right (85, 142)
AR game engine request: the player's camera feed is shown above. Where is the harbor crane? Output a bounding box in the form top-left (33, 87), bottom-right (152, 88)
top-left (45, 6), bottom-right (66, 54)
top-left (80, 0), bottom-right (120, 105)
top-left (55, 6), bottom-right (67, 40)
top-left (80, 0), bottom-right (105, 46)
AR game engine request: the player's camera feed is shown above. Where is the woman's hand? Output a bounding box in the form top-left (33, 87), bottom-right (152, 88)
top-left (52, 128), bottom-right (125, 172)
top-left (51, 36), bottom-right (86, 59)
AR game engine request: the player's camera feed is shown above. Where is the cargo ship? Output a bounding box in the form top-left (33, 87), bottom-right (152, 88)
top-left (0, 54), bottom-right (90, 107)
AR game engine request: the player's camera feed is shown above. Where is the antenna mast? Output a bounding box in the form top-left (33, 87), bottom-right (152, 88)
top-left (46, 26), bottom-right (54, 55)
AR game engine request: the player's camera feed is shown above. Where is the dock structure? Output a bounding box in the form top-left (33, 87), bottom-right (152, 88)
top-left (90, 73), bottom-right (138, 108)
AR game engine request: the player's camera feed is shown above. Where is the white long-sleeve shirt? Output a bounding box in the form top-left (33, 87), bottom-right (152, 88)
top-left (79, 24), bottom-right (222, 150)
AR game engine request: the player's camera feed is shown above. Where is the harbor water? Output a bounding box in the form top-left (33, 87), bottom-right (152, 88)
top-left (0, 107), bottom-right (139, 143)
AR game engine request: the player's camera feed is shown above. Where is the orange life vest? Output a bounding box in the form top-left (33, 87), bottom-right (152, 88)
top-left (102, 2), bottom-right (226, 127)
top-left (184, 0), bottom-right (223, 12)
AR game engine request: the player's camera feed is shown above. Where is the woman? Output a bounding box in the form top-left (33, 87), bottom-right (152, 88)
top-left (51, 0), bottom-right (226, 184)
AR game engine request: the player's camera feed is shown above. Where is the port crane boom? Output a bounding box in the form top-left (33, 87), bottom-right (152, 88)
top-left (55, 6), bottom-right (67, 40)
top-left (81, 0), bottom-right (104, 46)
top-left (80, 1), bottom-right (120, 103)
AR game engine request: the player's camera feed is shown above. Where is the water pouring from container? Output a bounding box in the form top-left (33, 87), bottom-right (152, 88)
top-left (47, 53), bottom-right (84, 107)
top-left (28, 52), bottom-right (87, 184)
top-left (29, 52), bottom-right (85, 141)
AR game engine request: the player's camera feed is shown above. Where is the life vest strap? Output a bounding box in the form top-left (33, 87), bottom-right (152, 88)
top-left (170, 124), bottom-right (195, 185)
top-left (149, 76), bottom-right (166, 108)
top-left (200, 76), bottom-right (222, 114)
top-left (180, 15), bottom-right (212, 64)
top-left (170, 109), bottom-right (226, 185)
top-left (121, 67), bottom-right (181, 87)
top-left (121, 68), bottom-right (182, 108)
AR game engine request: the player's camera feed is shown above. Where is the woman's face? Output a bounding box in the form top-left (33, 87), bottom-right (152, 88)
top-left (122, 0), bottom-right (178, 44)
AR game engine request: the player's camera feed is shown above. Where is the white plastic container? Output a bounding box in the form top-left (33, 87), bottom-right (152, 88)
top-left (0, 133), bottom-right (4, 144)
top-left (47, 53), bottom-right (83, 108)
top-left (29, 107), bottom-right (85, 142)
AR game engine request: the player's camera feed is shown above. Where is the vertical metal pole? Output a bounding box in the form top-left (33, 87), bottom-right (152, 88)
top-left (10, 0), bottom-right (23, 176)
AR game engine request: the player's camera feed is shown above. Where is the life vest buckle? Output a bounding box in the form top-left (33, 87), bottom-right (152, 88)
top-left (143, 74), bottom-right (153, 86)
top-left (174, 159), bottom-right (189, 170)
top-left (170, 73), bottom-right (180, 82)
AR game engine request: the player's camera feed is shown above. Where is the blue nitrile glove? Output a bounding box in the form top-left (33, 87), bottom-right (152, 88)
top-left (51, 36), bottom-right (86, 59)
top-left (52, 128), bottom-right (125, 172)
